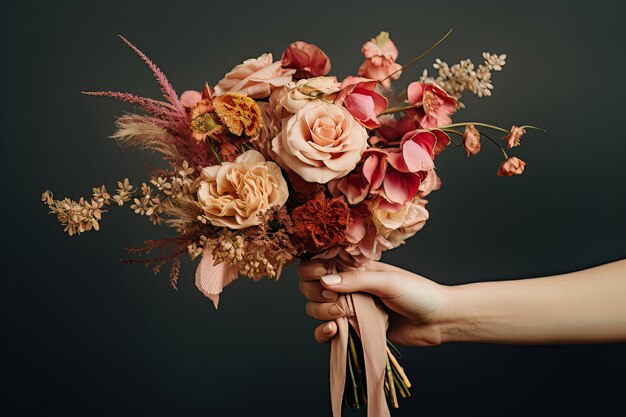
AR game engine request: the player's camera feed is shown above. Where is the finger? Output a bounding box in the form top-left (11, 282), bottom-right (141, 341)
top-left (298, 260), bottom-right (330, 282)
top-left (299, 280), bottom-right (338, 302)
top-left (364, 261), bottom-right (407, 274)
top-left (306, 301), bottom-right (343, 321)
top-left (314, 321), bottom-right (337, 343)
top-left (319, 269), bottom-right (403, 299)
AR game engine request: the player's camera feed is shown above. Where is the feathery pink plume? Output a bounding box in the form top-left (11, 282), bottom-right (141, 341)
top-left (82, 91), bottom-right (177, 117)
top-left (118, 35), bottom-right (182, 110)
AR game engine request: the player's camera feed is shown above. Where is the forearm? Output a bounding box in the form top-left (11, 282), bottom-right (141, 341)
top-left (440, 259), bottom-right (626, 344)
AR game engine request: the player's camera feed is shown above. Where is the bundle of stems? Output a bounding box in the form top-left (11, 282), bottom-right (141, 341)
top-left (344, 326), bottom-right (412, 409)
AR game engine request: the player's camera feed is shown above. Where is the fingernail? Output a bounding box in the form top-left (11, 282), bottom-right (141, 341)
top-left (329, 304), bottom-right (341, 316)
top-left (321, 290), bottom-right (338, 300)
top-left (313, 266), bottom-right (328, 276)
top-left (321, 274), bottom-right (342, 286)
top-left (323, 322), bottom-right (334, 334)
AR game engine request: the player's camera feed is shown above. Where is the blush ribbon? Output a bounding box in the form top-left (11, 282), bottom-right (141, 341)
top-left (330, 292), bottom-right (390, 417)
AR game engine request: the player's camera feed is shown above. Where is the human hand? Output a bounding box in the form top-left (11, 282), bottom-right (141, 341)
top-left (298, 260), bottom-right (451, 346)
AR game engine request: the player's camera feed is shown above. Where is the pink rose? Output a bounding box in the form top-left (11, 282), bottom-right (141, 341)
top-left (214, 53), bottom-right (295, 99)
top-left (335, 76), bottom-right (388, 129)
top-left (407, 82), bottom-right (457, 128)
top-left (358, 32), bottom-right (402, 88)
top-left (497, 157), bottom-right (526, 176)
top-left (271, 101), bottom-right (368, 183)
top-left (281, 41), bottom-right (331, 80)
top-left (463, 124), bottom-right (481, 157)
top-left (503, 125), bottom-right (526, 149)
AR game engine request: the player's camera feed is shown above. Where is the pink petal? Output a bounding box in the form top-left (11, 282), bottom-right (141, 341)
top-left (195, 248), bottom-right (239, 309)
top-left (362, 153), bottom-right (387, 189)
top-left (383, 169), bottom-right (421, 204)
top-left (387, 151), bottom-right (411, 173)
top-left (337, 172), bottom-right (370, 204)
top-left (407, 82), bottom-right (425, 104)
top-left (181, 90), bottom-right (202, 108)
top-left (344, 93), bottom-right (376, 122)
top-left (402, 140), bottom-right (435, 172)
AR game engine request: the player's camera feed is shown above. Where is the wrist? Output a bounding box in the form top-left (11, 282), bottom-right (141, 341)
top-left (437, 284), bottom-right (475, 343)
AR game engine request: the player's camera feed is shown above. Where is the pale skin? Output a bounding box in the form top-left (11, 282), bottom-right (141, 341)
top-left (298, 259), bottom-right (626, 345)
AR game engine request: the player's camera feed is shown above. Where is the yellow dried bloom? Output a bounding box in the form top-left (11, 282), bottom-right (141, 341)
top-left (212, 93), bottom-right (263, 139)
top-left (190, 98), bottom-right (223, 142)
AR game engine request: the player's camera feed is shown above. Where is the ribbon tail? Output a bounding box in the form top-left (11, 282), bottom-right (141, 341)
top-left (330, 296), bottom-right (350, 417)
top-left (328, 293), bottom-right (391, 417)
top-left (352, 292), bottom-right (391, 417)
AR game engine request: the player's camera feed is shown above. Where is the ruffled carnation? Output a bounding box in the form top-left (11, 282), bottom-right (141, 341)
top-left (292, 192), bottom-right (352, 252)
top-left (197, 150), bottom-right (288, 229)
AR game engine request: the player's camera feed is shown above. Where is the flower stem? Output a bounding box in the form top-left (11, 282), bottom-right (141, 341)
top-left (439, 122), bottom-right (511, 134)
top-left (386, 354), bottom-right (399, 408)
top-left (380, 29), bottom-right (454, 83)
top-left (479, 130), bottom-right (509, 160)
top-left (346, 331), bottom-right (360, 408)
top-left (440, 128), bottom-right (464, 146)
top-left (207, 141), bottom-right (222, 164)
top-left (379, 104), bottom-right (417, 116)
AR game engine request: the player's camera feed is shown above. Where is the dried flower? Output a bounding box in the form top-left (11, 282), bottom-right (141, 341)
top-left (212, 93), bottom-right (263, 139)
top-left (190, 98), bottom-right (222, 142)
top-left (463, 124), bottom-right (481, 157)
top-left (497, 157), bottom-right (526, 176)
top-left (503, 125), bottom-right (526, 149)
top-left (420, 52), bottom-right (507, 108)
top-left (292, 192), bottom-right (352, 251)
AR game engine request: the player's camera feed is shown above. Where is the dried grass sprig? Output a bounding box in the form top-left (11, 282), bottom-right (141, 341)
top-left (111, 116), bottom-right (179, 159)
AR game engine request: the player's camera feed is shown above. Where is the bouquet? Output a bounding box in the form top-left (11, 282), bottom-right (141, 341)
top-left (42, 30), bottom-right (542, 416)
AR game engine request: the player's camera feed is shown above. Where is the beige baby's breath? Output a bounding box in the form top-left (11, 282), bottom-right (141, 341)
top-left (421, 52), bottom-right (507, 108)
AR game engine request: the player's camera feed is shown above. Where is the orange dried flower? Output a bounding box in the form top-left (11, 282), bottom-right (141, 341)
top-left (292, 192), bottom-right (352, 251)
top-left (190, 98), bottom-right (222, 142)
top-left (212, 93), bottom-right (263, 139)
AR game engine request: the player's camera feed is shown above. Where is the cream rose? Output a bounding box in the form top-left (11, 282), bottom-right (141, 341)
top-left (270, 76), bottom-right (341, 119)
top-left (272, 101), bottom-right (368, 183)
top-left (386, 199), bottom-right (429, 247)
top-left (197, 150), bottom-right (288, 229)
top-left (214, 53), bottom-right (295, 99)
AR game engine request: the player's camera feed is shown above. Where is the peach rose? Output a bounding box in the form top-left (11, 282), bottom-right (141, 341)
top-left (214, 53), bottom-right (295, 99)
top-left (272, 101), bottom-right (369, 183)
top-left (270, 76), bottom-right (341, 120)
top-left (197, 150), bottom-right (288, 228)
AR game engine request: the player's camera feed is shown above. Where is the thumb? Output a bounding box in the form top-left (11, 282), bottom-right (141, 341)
top-left (320, 270), bottom-right (402, 299)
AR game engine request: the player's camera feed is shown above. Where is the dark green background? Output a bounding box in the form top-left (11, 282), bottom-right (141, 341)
top-left (4, 0), bottom-right (625, 415)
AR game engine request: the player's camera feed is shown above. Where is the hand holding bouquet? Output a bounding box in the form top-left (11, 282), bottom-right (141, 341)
top-left (42, 30), bottom-right (542, 416)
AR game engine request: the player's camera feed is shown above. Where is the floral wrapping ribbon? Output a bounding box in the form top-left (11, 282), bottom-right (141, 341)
top-left (331, 292), bottom-right (390, 417)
